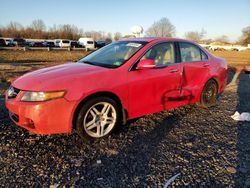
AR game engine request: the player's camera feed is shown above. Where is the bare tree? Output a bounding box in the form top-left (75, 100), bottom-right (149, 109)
top-left (30, 19), bottom-right (46, 32)
top-left (123, 34), bottom-right (136, 38)
top-left (57, 24), bottom-right (80, 40)
top-left (114, 32), bottom-right (122, 41)
top-left (82, 31), bottom-right (103, 40)
top-left (105, 32), bottom-right (113, 43)
top-left (4, 22), bottom-right (24, 37)
top-left (91, 31), bottom-right (102, 40)
top-left (185, 29), bottom-right (206, 42)
top-left (48, 24), bottom-right (59, 39)
top-left (216, 35), bottom-right (230, 44)
top-left (8, 21), bottom-right (23, 31)
top-left (146, 17), bottom-right (176, 37)
top-left (240, 25), bottom-right (250, 45)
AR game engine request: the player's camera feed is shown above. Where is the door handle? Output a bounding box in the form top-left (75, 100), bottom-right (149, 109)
top-left (203, 63), bottom-right (209, 67)
top-left (170, 69), bottom-right (178, 73)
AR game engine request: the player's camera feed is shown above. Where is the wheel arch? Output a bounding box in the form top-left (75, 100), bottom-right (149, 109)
top-left (201, 76), bottom-right (219, 90)
top-left (209, 77), bottom-right (219, 89)
top-left (72, 91), bottom-right (127, 129)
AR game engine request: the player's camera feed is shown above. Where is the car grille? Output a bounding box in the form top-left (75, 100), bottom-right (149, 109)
top-left (7, 86), bottom-right (20, 99)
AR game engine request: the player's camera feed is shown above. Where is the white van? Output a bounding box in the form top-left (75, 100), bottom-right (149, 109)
top-left (54, 39), bottom-right (71, 48)
top-left (78, 37), bottom-right (95, 49)
top-left (59, 39), bottom-right (71, 48)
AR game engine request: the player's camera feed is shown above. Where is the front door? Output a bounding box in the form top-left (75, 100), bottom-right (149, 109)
top-left (127, 42), bottom-right (182, 119)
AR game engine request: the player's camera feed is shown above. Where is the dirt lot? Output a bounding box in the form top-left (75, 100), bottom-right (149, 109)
top-left (0, 50), bottom-right (250, 187)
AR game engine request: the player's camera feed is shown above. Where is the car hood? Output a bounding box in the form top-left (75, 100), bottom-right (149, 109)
top-left (12, 62), bottom-right (108, 91)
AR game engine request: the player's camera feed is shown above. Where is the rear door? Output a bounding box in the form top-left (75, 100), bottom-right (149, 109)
top-left (178, 42), bottom-right (210, 102)
top-left (127, 42), bottom-right (183, 118)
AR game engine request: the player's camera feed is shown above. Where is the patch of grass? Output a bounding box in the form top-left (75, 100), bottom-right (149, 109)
top-left (211, 50), bottom-right (250, 66)
top-left (0, 50), bottom-right (89, 63)
top-left (0, 51), bottom-right (91, 84)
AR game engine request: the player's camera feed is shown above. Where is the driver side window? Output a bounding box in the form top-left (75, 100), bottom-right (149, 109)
top-left (141, 42), bottom-right (175, 67)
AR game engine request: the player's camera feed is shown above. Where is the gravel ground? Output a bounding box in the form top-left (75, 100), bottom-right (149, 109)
top-left (0, 71), bottom-right (249, 187)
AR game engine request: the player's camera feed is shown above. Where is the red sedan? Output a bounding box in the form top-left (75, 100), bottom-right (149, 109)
top-left (5, 38), bottom-right (227, 140)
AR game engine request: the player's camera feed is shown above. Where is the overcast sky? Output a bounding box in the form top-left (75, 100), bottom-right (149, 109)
top-left (0, 0), bottom-right (250, 41)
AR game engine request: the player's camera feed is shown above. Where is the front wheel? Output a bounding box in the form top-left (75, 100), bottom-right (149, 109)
top-left (76, 97), bottom-right (121, 140)
top-left (199, 80), bottom-right (218, 108)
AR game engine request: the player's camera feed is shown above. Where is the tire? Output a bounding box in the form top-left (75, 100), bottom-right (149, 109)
top-left (76, 96), bottom-right (122, 141)
top-left (199, 79), bottom-right (218, 108)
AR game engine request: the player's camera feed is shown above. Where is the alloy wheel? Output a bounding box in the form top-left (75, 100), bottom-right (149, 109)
top-left (83, 102), bottom-right (117, 138)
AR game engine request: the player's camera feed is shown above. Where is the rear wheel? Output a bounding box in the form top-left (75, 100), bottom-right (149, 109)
top-left (76, 97), bottom-right (121, 140)
top-left (199, 80), bottom-right (218, 108)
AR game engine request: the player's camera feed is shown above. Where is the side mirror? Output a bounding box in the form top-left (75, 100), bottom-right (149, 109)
top-left (136, 59), bottom-right (156, 70)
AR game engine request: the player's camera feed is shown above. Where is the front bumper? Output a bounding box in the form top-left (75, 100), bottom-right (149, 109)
top-left (5, 92), bottom-right (77, 135)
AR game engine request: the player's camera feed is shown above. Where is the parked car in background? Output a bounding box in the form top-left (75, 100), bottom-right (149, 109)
top-left (95, 40), bottom-right (106, 48)
top-left (70, 41), bottom-right (82, 48)
top-left (29, 42), bottom-right (44, 47)
top-left (25, 41), bottom-right (33, 47)
top-left (5, 38), bottom-right (227, 141)
top-left (0, 38), bottom-right (7, 46)
top-left (58, 39), bottom-right (71, 48)
top-left (4, 39), bottom-right (15, 46)
top-left (13, 38), bottom-right (26, 47)
top-left (43, 41), bottom-right (55, 47)
top-left (78, 37), bottom-right (95, 49)
top-left (54, 39), bottom-right (61, 47)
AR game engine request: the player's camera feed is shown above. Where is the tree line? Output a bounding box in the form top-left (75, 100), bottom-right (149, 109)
top-left (0, 19), bottom-right (122, 42)
top-left (0, 18), bottom-right (249, 45)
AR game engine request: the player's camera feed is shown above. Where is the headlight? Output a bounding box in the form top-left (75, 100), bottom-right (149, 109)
top-left (21, 91), bottom-right (66, 102)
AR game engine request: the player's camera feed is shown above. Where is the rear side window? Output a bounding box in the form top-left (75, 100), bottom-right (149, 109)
top-left (179, 42), bottom-right (208, 62)
top-left (87, 41), bottom-right (94, 44)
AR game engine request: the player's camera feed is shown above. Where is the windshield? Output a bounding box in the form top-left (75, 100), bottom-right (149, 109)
top-left (78, 41), bottom-right (147, 68)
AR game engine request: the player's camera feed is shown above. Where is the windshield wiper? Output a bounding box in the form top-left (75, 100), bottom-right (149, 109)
top-left (79, 60), bottom-right (118, 68)
top-left (97, 64), bottom-right (118, 68)
top-left (80, 61), bottom-right (97, 66)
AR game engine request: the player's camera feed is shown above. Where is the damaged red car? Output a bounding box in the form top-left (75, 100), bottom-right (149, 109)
top-left (5, 38), bottom-right (227, 140)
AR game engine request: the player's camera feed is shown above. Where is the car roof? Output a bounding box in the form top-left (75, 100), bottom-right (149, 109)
top-left (119, 37), bottom-right (194, 43)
